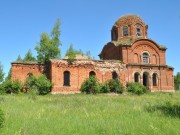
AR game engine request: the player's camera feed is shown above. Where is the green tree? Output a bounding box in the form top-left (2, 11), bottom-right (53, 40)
top-left (0, 68), bottom-right (12, 94)
top-left (5, 68), bottom-right (12, 81)
top-left (23, 49), bottom-right (36, 62)
top-left (65, 44), bottom-right (76, 63)
top-left (16, 55), bottom-right (23, 62)
top-left (0, 63), bottom-right (4, 83)
top-left (65, 44), bottom-right (83, 63)
top-left (35, 19), bottom-right (61, 63)
top-left (174, 72), bottom-right (180, 90)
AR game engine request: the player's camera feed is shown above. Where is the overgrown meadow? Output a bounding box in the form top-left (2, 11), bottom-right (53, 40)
top-left (0, 92), bottom-right (180, 135)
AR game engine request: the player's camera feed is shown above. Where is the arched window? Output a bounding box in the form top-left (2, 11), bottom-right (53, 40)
top-left (123, 26), bottom-right (128, 37)
top-left (134, 72), bottom-right (140, 83)
top-left (64, 71), bottom-right (70, 86)
top-left (112, 71), bottom-right (118, 80)
top-left (152, 73), bottom-right (158, 86)
top-left (142, 52), bottom-right (149, 64)
top-left (136, 25), bottom-right (142, 36)
top-left (89, 71), bottom-right (96, 77)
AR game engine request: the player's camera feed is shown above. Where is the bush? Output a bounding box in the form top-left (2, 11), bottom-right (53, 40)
top-left (35, 75), bottom-right (52, 95)
top-left (0, 85), bottom-right (5, 94)
top-left (11, 79), bottom-right (23, 94)
top-left (24, 75), bottom-right (52, 95)
top-left (106, 79), bottom-right (124, 94)
top-left (24, 75), bottom-right (36, 91)
top-left (98, 83), bottom-right (110, 93)
top-left (0, 108), bottom-right (4, 128)
top-left (126, 82), bottom-right (147, 95)
top-left (0, 80), bottom-right (11, 94)
top-left (80, 76), bottom-right (100, 94)
top-left (80, 78), bottom-right (125, 94)
top-left (0, 79), bottom-right (23, 94)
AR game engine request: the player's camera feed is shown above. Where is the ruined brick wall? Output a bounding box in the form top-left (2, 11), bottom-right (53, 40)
top-left (50, 60), bottom-right (125, 93)
top-left (11, 62), bottom-right (45, 82)
top-left (11, 59), bottom-right (174, 93)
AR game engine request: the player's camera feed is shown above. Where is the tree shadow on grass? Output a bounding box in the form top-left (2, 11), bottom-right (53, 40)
top-left (146, 102), bottom-right (180, 118)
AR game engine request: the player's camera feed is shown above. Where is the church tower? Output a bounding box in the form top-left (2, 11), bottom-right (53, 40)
top-left (99, 14), bottom-right (174, 91)
top-left (111, 15), bottom-right (148, 42)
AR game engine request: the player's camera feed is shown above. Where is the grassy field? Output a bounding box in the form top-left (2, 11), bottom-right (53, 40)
top-left (0, 92), bottom-right (180, 135)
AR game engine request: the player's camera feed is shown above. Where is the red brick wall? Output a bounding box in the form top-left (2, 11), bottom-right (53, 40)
top-left (100, 39), bottom-right (167, 66)
top-left (11, 62), bottom-right (45, 82)
top-left (122, 39), bottom-right (166, 65)
top-left (99, 42), bottom-right (122, 60)
top-left (50, 60), bottom-right (124, 93)
top-left (11, 60), bottom-right (174, 93)
top-left (126, 65), bottom-right (174, 91)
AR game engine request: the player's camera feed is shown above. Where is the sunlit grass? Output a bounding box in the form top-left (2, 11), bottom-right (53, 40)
top-left (0, 92), bottom-right (180, 134)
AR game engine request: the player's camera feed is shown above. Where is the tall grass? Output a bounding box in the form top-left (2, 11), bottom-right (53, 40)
top-left (0, 93), bottom-right (180, 134)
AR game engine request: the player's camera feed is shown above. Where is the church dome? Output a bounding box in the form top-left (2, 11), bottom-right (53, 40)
top-left (114, 14), bottom-right (145, 27)
top-left (111, 14), bottom-right (148, 41)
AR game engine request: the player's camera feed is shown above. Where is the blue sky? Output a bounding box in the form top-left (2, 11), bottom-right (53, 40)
top-left (0, 0), bottom-right (180, 77)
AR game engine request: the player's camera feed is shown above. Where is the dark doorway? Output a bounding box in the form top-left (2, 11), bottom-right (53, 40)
top-left (64, 71), bottom-right (70, 86)
top-left (143, 72), bottom-right (149, 87)
top-left (112, 71), bottom-right (118, 80)
top-left (89, 71), bottom-right (96, 77)
top-left (134, 72), bottom-right (140, 82)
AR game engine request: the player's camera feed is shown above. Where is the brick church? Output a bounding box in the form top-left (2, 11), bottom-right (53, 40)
top-left (11, 15), bottom-right (174, 93)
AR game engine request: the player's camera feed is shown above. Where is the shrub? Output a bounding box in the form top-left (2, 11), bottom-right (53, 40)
top-left (35, 75), bottom-right (52, 95)
top-left (0, 79), bottom-right (23, 94)
top-left (99, 83), bottom-right (110, 93)
top-left (0, 80), bottom-right (11, 94)
top-left (0, 108), bottom-right (4, 128)
top-left (80, 78), bottom-right (125, 94)
top-left (126, 82), bottom-right (147, 95)
top-left (11, 79), bottom-right (23, 94)
top-left (24, 75), bottom-right (52, 95)
top-left (24, 75), bottom-right (36, 91)
top-left (106, 79), bottom-right (124, 94)
top-left (0, 84), bottom-right (5, 94)
top-left (80, 76), bottom-right (100, 94)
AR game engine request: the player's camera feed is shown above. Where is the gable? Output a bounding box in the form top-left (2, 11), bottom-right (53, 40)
top-left (130, 39), bottom-right (166, 65)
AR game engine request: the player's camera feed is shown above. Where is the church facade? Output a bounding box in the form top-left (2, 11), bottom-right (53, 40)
top-left (11, 15), bottom-right (174, 93)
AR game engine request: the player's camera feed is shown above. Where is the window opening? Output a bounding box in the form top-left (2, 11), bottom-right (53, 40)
top-left (64, 71), bottom-right (70, 86)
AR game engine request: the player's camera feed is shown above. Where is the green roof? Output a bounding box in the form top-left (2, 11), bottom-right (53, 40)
top-left (114, 40), bottom-right (133, 46)
top-left (113, 38), bottom-right (167, 49)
